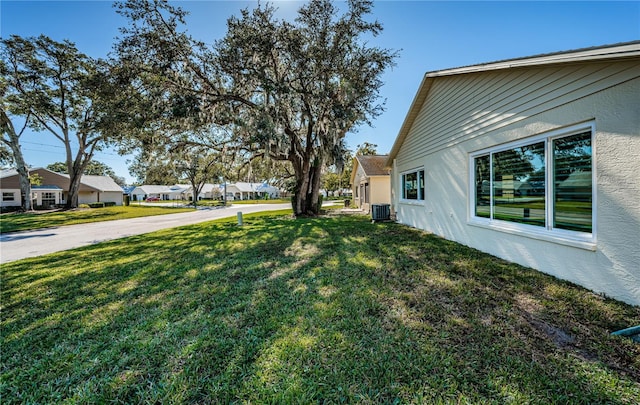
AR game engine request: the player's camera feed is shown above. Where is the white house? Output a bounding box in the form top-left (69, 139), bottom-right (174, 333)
top-left (226, 182), bottom-right (280, 200)
top-left (1, 167), bottom-right (124, 208)
top-left (183, 183), bottom-right (221, 201)
top-left (350, 155), bottom-right (390, 213)
top-left (130, 185), bottom-right (167, 201)
top-left (130, 184), bottom-right (190, 201)
top-left (386, 42), bottom-right (640, 306)
top-left (131, 182), bottom-right (280, 201)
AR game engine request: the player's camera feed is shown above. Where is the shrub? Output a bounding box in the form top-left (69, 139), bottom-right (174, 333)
top-left (88, 202), bottom-right (105, 208)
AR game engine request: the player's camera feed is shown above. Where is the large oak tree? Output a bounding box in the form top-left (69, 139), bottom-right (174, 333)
top-left (1, 44), bottom-right (35, 210)
top-left (2, 35), bottom-right (117, 208)
top-left (115, 0), bottom-right (395, 216)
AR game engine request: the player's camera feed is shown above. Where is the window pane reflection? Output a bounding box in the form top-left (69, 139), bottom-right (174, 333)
top-left (553, 132), bottom-right (592, 232)
top-left (492, 142), bottom-right (546, 227)
top-left (475, 155), bottom-right (490, 218)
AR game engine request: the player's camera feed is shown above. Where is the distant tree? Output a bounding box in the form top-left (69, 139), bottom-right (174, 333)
top-left (29, 173), bottom-right (43, 186)
top-left (128, 152), bottom-right (181, 185)
top-left (2, 35), bottom-right (119, 208)
top-left (174, 145), bottom-right (223, 208)
top-left (322, 147), bottom-right (353, 196)
top-left (45, 162), bottom-right (68, 174)
top-left (322, 172), bottom-right (342, 196)
top-left (356, 142), bottom-right (378, 156)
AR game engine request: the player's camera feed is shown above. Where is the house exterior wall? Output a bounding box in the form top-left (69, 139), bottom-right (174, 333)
top-left (131, 189), bottom-right (146, 201)
top-left (1, 169), bottom-right (123, 206)
top-left (75, 191), bottom-right (123, 205)
top-left (351, 161), bottom-right (390, 212)
top-left (391, 60), bottom-right (640, 305)
top-left (369, 176), bottom-right (391, 206)
top-left (352, 164), bottom-right (367, 209)
top-left (78, 191), bottom-right (99, 204)
top-left (99, 191), bottom-right (124, 205)
top-left (1, 189), bottom-right (21, 207)
top-left (33, 189), bottom-right (63, 206)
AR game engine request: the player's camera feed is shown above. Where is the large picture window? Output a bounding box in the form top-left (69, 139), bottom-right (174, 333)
top-left (471, 124), bottom-right (593, 240)
top-left (401, 169), bottom-right (425, 201)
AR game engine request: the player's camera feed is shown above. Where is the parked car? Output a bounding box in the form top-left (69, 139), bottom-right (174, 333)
top-left (146, 196), bottom-right (160, 201)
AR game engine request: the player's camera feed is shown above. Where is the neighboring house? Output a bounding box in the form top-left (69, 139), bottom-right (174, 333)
top-left (122, 185), bottom-right (136, 198)
top-left (386, 42), bottom-right (640, 306)
top-left (131, 182), bottom-right (280, 201)
top-left (130, 185), bottom-right (166, 201)
top-left (130, 184), bottom-right (190, 201)
top-left (197, 183), bottom-right (220, 200)
top-left (350, 154), bottom-right (390, 213)
top-left (167, 185), bottom-right (191, 200)
top-left (226, 182), bottom-right (280, 200)
top-left (0, 167), bottom-right (124, 207)
top-left (183, 183), bottom-right (221, 201)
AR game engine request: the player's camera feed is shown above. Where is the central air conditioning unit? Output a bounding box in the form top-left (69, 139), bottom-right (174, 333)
top-left (371, 204), bottom-right (390, 221)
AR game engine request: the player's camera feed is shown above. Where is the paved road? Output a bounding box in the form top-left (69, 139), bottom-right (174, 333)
top-left (0, 203), bottom-right (292, 264)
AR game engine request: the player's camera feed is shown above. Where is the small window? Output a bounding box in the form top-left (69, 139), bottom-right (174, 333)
top-left (401, 169), bottom-right (425, 201)
top-left (3, 192), bottom-right (15, 202)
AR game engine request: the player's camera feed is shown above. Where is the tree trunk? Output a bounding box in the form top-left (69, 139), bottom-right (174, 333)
top-left (66, 171), bottom-right (83, 209)
top-left (307, 162), bottom-right (323, 214)
top-left (291, 156), bottom-right (324, 217)
top-left (64, 136), bottom-right (94, 209)
top-left (189, 179), bottom-right (201, 208)
top-left (1, 111), bottom-right (31, 211)
top-left (18, 163), bottom-right (32, 211)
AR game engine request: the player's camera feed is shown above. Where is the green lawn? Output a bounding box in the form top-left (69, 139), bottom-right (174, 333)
top-left (0, 205), bottom-right (194, 233)
top-left (2, 212), bottom-right (638, 403)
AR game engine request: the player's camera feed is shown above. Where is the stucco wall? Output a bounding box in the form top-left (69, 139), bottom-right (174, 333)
top-left (100, 191), bottom-right (124, 205)
top-left (393, 76), bottom-right (640, 306)
top-left (369, 177), bottom-right (391, 205)
top-left (76, 191), bottom-right (123, 205)
top-left (78, 191), bottom-right (99, 205)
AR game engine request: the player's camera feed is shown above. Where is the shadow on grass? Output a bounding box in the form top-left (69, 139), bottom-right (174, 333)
top-left (2, 214), bottom-right (639, 403)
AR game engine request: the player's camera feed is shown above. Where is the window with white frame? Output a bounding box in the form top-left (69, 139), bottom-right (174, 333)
top-left (401, 169), bottom-right (425, 201)
top-left (470, 123), bottom-right (593, 240)
top-left (42, 192), bottom-right (56, 206)
top-left (2, 192), bottom-right (15, 201)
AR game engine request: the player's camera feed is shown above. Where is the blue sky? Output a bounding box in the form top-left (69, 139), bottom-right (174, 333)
top-left (2, 1), bottom-right (639, 183)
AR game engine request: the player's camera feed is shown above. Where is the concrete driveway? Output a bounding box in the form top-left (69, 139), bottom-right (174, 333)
top-left (0, 203), bottom-right (291, 264)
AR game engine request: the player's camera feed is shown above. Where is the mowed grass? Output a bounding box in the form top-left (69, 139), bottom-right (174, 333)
top-left (0, 205), bottom-right (194, 233)
top-left (2, 212), bottom-right (639, 403)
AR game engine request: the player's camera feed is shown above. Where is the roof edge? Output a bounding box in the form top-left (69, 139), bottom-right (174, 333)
top-left (426, 41), bottom-right (640, 79)
top-left (385, 41), bottom-right (640, 168)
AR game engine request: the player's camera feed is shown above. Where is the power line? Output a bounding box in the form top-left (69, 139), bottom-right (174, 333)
top-left (21, 141), bottom-right (66, 149)
top-left (21, 147), bottom-right (132, 164)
